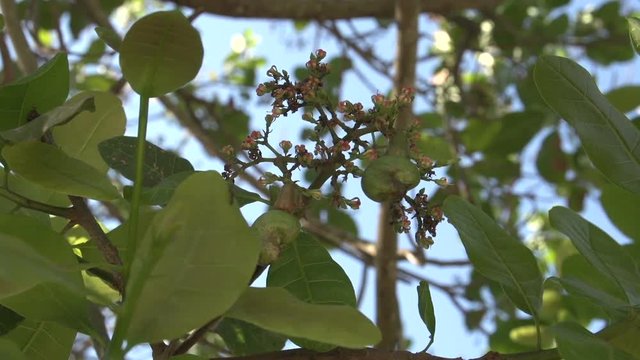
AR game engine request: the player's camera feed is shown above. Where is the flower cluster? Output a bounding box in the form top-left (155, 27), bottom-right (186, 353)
top-left (223, 50), bottom-right (445, 246)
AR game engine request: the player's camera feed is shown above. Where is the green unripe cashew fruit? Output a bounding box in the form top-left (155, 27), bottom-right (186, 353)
top-left (361, 155), bottom-right (420, 203)
top-left (252, 210), bottom-right (301, 265)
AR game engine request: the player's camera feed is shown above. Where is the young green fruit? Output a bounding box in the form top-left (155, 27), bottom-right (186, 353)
top-left (361, 155), bottom-right (420, 202)
top-left (252, 210), bottom-right (301, 265)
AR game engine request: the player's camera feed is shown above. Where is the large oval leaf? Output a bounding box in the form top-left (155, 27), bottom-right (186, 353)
top-left (443, 196), bottom-right (542, 315)
top-left (0, 338), bottom-right (28, 360)
top-left (53, 91), bottom-right (126, 173)
top-left (123, 171), bottom-right (260, 344)
top-left (267, 232), bottom-right (356, 351)
top-left (119, 11), bottom-right (203, 97)
top-left (0, 93), bottom-right (95, 144)
top-left (2, 320), bottom-right (75, 360)
top-left (99, 136), bottom-right (194, 187)
top-left (267, 233), bottom-right (356, 306)
top-left (549, 206), bottom-right (640, 304)
top-left (534, 56), bottom-right (640, 194)
top-left (2, 141), bottom-right (120, 201)
top-left (226, 287), bottom-right (381, 348)
top-left (0, 215), bottom-right (96, 336)
top-left (0, 232), bottom-right (81, 300)
top-left (0, 53), bottom-right (69, 131)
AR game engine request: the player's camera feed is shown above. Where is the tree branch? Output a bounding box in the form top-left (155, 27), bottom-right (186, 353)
top-left (165, 0), bottom-right (502, 20)
top-left (374, 0), bottom-right (420, 349)
top-left (216, 348), bottom-right (561, 360)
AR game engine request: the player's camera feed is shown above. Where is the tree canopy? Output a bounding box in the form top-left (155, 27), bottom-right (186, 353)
top-left (0, 0), bottom-right (639, 359)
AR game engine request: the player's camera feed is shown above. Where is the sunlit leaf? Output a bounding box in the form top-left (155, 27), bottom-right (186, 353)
top-left (0, 53), bottom-right (69, 131)
top-left (99, 136), bottom-right (193, 187)
top-left (0, 338), bottom-right (28, 360)
top-left (2, 319), bottom-right (75, 360)
top-left (2, 141), bottom-right (120, 201)
top-left (119, 11), bottom-right (203, 97)
top-left (549, 206), bottom-right (640, 304)
top-left (53, 91), bottom-right (126, 173)
top-left (534, 56), bottom-right (640, 194)
top-left (0, 233), bottom-right (83, 299)
top-left (443, 196), bottom-right (542, 315)
top-left (0, 215), bottom-right (96, 336)
top-left (0, 93), bottom-right (94, 144)
top-left (226, 287), bottom-right (381, 348)
top-left (123, 171), bottom-right (260, 344)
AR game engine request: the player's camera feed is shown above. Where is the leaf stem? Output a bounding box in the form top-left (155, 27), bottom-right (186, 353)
top-left (107, 94), bottom-right (150, 358)
top-left (126, 94), bottom-right (149, 279)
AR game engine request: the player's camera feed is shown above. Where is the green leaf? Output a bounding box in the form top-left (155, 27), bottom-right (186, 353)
top-left (123, 171), bottom-right (193, 206)
top-left (553, 322), bottom-right (635, 360)
top-left (485, 112), bottom-right (545, 155)
top-left (598, 315), bottom-right (640, 358)
top-left (53, 91), bottom-right (126, 173)
top-left (2, 319), bottom-right (75, 360)
top-left (2, 141), bottom-right (120, 201)
top-left (267, 232), bottom-right (356, 351)
top-left (628, 17), bottom-right (640, 54)
top-left (119, 11), bottom-right (203, 97)
top-left (123, 171), bottom-right (260, 344)
top-left (605, 86), bottom-right (640, 113)
top-left (549, 206), bottom-right (640, 304)
top-left (536, 132), bottom-right (569, 184)
top-left (417, 281), bottom-right (436, 352)
top-left (415, 134), bottom-right (455, 163)
top-left (600, 183), bottom-right (640, 241)
top-left (267, 233), bottom-right (356, 306)
top-left (231, 184), bottom-right (269, 208)
top-left (0, 338), bottom-right (28, 360)
top-left (0, 53), bottom-right (69, 131)
top-left (443, 196), bottom-right (543, 315)
top-left (0, 215), bottom-right (96, 336)
top-left (0, 232), bottom-right (84, 299)
top-left (534, 56), bottom-right (640, 194)
top-left (547, 277), bottom-right (630, 318)
top-left (94, 26), bottom-right (121, 51)
top-left (216, 318), bottom-right (286, 356)
top-left (0, 306), bottom-right (23, 335)
top-left (226, 287), bottom-right (381, 348)
top-left (99, 136), bottom-right (194, 187)
top-left (0, 93), bottom-right (94, 144)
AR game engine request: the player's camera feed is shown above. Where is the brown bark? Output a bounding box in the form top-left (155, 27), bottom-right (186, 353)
top-left (217, 348), bottom-right (561, 360)
top-left (166, 0), bottom-right (502, 20)
top-left (374, 0), bottom-right (420, 350)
